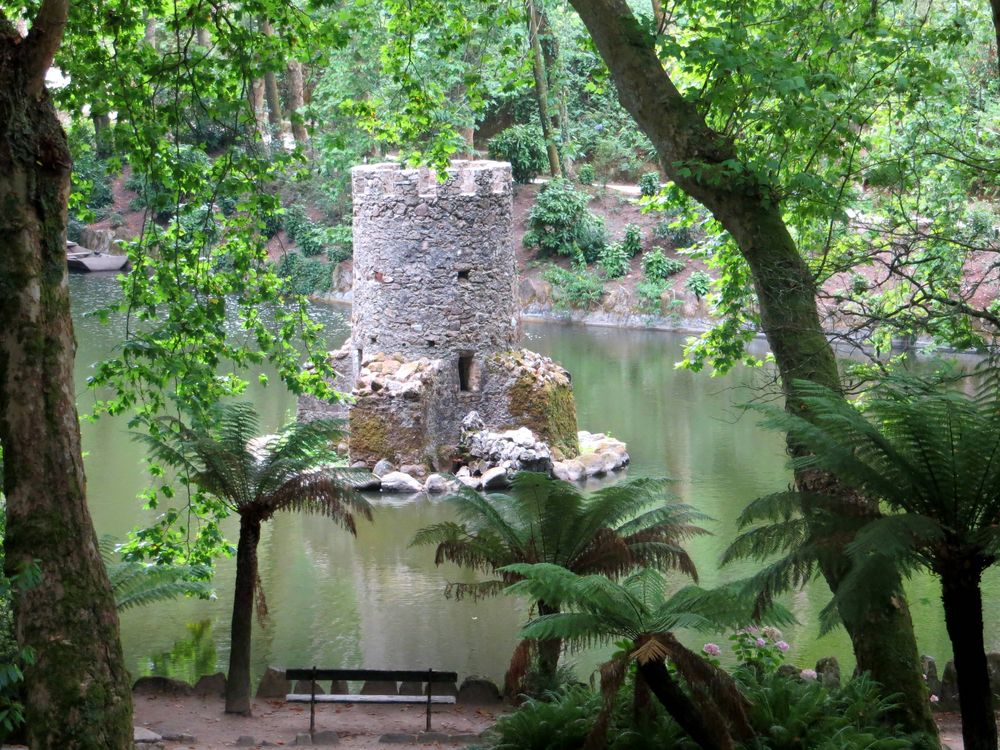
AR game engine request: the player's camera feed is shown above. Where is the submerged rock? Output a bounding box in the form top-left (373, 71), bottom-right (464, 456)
top-left (380, 471), bottom-right (423, 493)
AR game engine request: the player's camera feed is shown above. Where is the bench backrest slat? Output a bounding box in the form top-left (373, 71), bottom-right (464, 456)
top-left (284, 668), bottom-right (458, 683)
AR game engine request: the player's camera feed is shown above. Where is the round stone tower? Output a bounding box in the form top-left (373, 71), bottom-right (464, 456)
top-left (350, 160), bottom-right (519, 376)
top-left (343, 160), bottom-right (579, 472)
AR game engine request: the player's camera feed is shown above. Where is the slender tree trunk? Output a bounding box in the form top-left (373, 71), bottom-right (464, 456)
top-left (940, 566), bottom-right (996, 750)
top-left (261, 20), bottom-right (282, 127)
top-left (0, 8), bottom-right (134, 748)
top-left (92, 109), bottom-right (112, 157)
top-left (144, 13), bottom-right (156, 47)
top-left (536, 600), bottom-right (562, 682)
top-left (637, 659), bottom-right (733, 750)
top-left (526, 0), bottom-right (561, 177)
top-left (990, 0), bottom-right (1000, 82)
top-left (226, 513), bottom-right (262, 714)
top-left (286, 59), bottom-right (309, 145)
top-left (535, 4), bottom-right (567, 174)
top-left (566, 0), bottom-right (935, 736)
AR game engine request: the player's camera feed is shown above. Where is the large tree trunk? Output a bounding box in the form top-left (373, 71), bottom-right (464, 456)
top-left (226, 513), bottom-right (262, 714)
top-left (940, 566), bottom-right (996, 750)
top-left (0, 8), bottom-right (134, 748)
top-left (567, 0), bottom-right (936, 735)
top-left (92, 108), bottom-right (112, 158)
top-left (286, 60), bottom-right (309, 145)
top-left (526, 0), bottom-right (561, 178)
top-left (637, 658), bottom-right (733, 750)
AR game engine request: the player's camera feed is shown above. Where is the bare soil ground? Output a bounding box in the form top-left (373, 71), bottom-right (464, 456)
top-left (134, 694), bottom-right (504, 749)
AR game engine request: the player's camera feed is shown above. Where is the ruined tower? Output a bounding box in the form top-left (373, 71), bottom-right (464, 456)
top-left (345, 161), bottom-right (580, 471)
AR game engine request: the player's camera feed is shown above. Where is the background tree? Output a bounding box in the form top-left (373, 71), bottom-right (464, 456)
top-left (410, 472), bottom-right (707, 691)
top-left (729, 374), bottom-right (1000, 750)
top-left (138, 403), bottom-right (372, 715)
top-left (0, 3), bottom-right (134, 746)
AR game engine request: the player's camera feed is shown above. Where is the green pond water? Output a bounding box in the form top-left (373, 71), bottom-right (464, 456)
top-left (68, 274), bottom-right (999, 686)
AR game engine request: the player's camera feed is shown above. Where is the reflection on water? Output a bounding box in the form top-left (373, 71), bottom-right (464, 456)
top-left (69, 275), bottom-right (998, 685)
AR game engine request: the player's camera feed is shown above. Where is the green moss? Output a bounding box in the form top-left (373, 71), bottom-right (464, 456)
top-left (348, 408), bottom-right (391, 464)
top-left (507, 374), bottom-right (580, 459)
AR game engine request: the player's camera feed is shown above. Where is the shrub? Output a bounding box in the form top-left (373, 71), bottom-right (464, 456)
top-left (642, 248), bottom-right (685, 280)
top-left (638, 172), bottom-right (660, 197)
top-left (621, 223), bottom-right (642, 257)
top-left (685, 270), bottom-right (711, 300)
top-left (575, 214), bottom-right (608, 264)
top-left (653, 219), bottom-right (693, 248)
top-left (488, 125), bottom-right (549, 184)
top-left (591, 135), bottom-right (641, 183)
top-left (541, 264), bottom-right (605, 309)
top-left (284, 204), bottom-right (311, 244)
top-left (485, 686), bottom-right (597, 750)
top-left (524, 179), bottom-right (591, 257)
top-left (599, 242), bottom-right (630, 279)
top-left (275, 253), bottom-right (333, 295)
top-left (177, 204), bottom-right (220, 245)
top-left (576, 163), bottom-right (596, 185)
top-left (636, 278), bottom-right (669, 314)
top-left (326, 224), bottom-right (353, 263)
top-left (261, 209), bottom-right (283, 239)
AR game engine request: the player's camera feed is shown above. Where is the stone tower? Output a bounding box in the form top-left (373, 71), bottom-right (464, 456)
top-left (350, 160), bottom-right (519, 371)
top-left (345, 161), bottom-right (580, 471)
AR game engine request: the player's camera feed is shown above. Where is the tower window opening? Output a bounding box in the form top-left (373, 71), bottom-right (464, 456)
top-left (457, 269), bottom-right (470, 281)
top-left (458, 353), bottom-right (479, 392)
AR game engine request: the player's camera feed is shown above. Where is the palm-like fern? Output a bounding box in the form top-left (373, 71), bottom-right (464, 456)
top-left (136, 402), bottom-right (372, 715)
top-left (726, 375), bottom-right (1000, 750)
top-left (506, 563), bottom-right (793, 750)
top-left (101, 537), bottom-right (213, 611)
top-left (410, 472), bottom-right (708, 690)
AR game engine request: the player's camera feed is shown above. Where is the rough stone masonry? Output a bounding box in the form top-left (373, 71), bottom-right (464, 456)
top-left (300, 160), bottom-right (629, 488)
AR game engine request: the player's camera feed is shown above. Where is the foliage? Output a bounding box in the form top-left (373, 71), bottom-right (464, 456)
top-left (489, 125), bottom-right (549, 184)
top-left (598, 242), bottom-right (630, 279)
top-left (524, 179), bottom-right (604, 258)
top-left (486, 686), bottom-right (598, 750)
top-left (0, 504), bottom-right (38, 743)
top-left (483, 672), bottom-right (921, 750)
top-left (508, 564), bottom-right (792, 749)
top-left (638, 172), bottom-right (660, 198)
top-left (621, 224), bottom-right (642, 257)
top-left (100, 537), bottom-right (213, 612)
top-left (652, 218), bottom-right (694, 250)
top-left (577, 164), bottom-right (596, 185)
top-left (575, 214), bottom-right (609, 264)
top-left (685, 271), bottom-right (712, 301)
top-left (411, 472), bottom-right (706, 690)
top-left (729, 627), bottom-right (790, 677)
top-left (285, 204), bottom-right (352, 261)
top-left (275, 253), bottom-right (333, 296)
top-left (542, 265), bottom-right (605, 309)
top-left (736, 671), bottom-right (928, 750)
top-left (636, 279), bottom-right (671, 315)
top-left (641, 249), bottom-right (685, 281)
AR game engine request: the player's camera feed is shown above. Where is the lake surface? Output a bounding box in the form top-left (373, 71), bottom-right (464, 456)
top-left (68, 274), bottom-right (999, 686)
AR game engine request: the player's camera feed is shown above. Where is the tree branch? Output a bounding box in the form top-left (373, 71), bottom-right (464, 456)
top-left (24, 0), bottom-right (69, 97)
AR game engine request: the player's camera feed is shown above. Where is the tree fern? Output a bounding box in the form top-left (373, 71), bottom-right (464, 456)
top-left (726, 373), bottom-right (1000, 750)
top-left (410, 472), bottom-right (709, 688)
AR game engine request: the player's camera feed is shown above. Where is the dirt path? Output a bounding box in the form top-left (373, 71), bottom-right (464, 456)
top-left (133, 694), bottom-right (503, 748)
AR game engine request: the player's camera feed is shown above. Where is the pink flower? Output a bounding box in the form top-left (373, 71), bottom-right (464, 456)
top-left (776, 641), bottom-right (790, 652)
top-left (801, 669), bottom-right (818, 680)
top-left (756, 637), bottom-right (767, 647)
top-left (703, 643), bottom-right (721, 656)
top-left (930, 695), bottom-right (940, 704)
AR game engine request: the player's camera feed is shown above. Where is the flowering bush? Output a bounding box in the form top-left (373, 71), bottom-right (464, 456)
top-left (730, 626), bottom-right (789, 676)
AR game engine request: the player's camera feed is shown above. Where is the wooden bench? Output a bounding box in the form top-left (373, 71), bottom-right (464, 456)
top-left (285, 668), bottom-right (458, 735)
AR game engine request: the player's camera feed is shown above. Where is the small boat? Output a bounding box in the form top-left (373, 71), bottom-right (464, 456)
top-left (66, 245), bottom-right (130, 273)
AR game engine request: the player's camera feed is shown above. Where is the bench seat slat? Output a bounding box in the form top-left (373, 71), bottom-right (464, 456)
top-left (285, 669), bottom-right (457, 683)
top-left (286, 694), bottom-right (456, 705)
